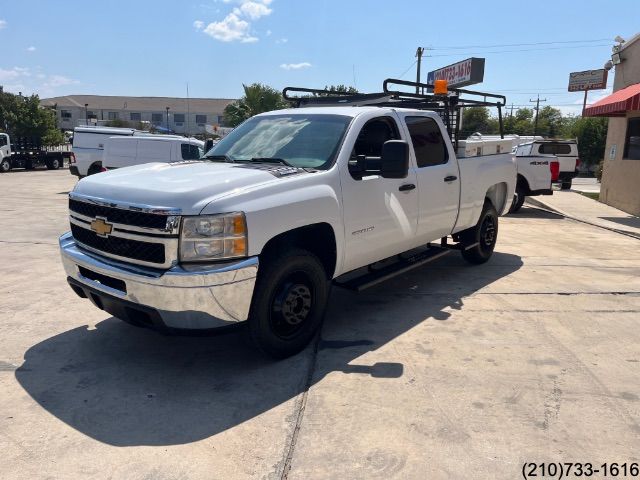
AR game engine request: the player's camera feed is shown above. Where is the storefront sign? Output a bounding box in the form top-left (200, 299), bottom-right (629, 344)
top-left (427, 57), bottom-right (485, 89)
top-left (568, 69), bottom-right (608, 92)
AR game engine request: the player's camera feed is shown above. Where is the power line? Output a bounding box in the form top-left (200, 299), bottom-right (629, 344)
top-left (426, 43), bottom-right (610, 58)
top-left (397, 60), bottom-right (417, 79)
top-left (429, 38), bottom-right (610, 50)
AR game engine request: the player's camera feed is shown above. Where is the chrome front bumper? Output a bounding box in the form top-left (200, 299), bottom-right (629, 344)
top-left (59, 232), bottom-right (258, 330)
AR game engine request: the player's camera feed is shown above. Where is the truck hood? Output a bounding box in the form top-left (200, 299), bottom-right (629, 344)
top-left (73, 161), bottom-right (285, 214)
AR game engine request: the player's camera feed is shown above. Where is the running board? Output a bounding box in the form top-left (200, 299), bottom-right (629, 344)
top-left (334, 246), bottom-right (451, 292)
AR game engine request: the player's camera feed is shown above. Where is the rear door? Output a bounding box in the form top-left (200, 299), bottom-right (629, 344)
top-left (398, 114), bottom-right (460, 242)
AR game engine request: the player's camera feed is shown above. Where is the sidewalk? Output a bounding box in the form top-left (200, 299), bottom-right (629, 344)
top-left (526, 190), bottom-right (640, 239)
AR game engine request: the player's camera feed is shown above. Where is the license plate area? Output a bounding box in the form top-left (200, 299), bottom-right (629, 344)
top-left (78, 266), bottom-right (127, 294)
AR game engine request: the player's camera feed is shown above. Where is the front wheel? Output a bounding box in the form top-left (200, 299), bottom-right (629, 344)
top-left (508, 184), bottom-right (526, 213)
top-left (460, 201), bottom-right (499, 264)
top-left (0, 159), bottom-right (10, 173)
top-left (248, 248), bottom-right (329, 359)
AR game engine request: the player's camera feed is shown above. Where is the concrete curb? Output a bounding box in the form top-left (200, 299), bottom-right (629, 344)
top-left (525, 197), bottom-right (640, 240)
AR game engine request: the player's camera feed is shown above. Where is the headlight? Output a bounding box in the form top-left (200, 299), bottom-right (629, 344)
top-left (180, 212), bottom-right (247, 262)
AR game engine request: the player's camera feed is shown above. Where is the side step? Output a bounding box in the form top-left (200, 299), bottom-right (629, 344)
top-left (334, 246), bottom-right (451, 292)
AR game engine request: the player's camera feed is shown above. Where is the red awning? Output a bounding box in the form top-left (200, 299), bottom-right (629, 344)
top-left (583, 83), bottom-right (640, 117)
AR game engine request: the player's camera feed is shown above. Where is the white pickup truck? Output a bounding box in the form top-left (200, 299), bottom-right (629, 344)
top-left (59, 81), bottom-right (516, 358)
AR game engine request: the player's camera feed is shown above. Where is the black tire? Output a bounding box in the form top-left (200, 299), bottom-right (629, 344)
top-left (561, 180), bottom-right (572, 190)
top-left (248, 248), bottom-right (329, 359)
top-left (460, 201), bottom-right (499, 265)
top-left (25, 160), bottom-right (35, 170)
top-left (508, 184), bottom-right (526, 213)
top-left (46, 158), bottom-right (61, 170)
top-left (87, 163), bottom-right (102, 176)
top-left (0, 159), bottom-right (10, 173)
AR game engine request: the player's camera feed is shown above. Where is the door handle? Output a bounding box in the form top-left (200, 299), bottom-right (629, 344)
top-left (399, 183), bottom-right (416, 192)
top-left (444, 175), bottom-right (458, 182)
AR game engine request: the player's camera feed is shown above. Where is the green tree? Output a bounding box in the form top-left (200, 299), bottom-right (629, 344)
top-left (536, 106), bottom-right (564, 137)
top-left (0, 91), bottom-right (64, 145)
top-left (567, 116), bottom-right (608, 167)
top-left (223, 83), bottom-right (288, 127)
top-left (316, 84), bottom-right (359, 96)
top-left (461, 107), bottom-right (498, 137)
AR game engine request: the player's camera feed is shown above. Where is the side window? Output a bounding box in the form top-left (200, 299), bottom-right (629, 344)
top-left (0, 136), bottom-right (7, 147)
top-left (405, 116), bottom-right (448, 167)
top-left (181, 143), bottom-right (201, 160)
top-left (351, 117), bottom-right (399, 159)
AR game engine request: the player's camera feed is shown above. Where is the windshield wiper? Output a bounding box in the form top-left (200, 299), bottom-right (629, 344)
top-left (250, 157), bottom-right (295, 167)
top-left (204, 154), bottom-right (235, 163)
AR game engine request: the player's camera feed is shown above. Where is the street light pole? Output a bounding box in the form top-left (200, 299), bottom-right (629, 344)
top-left (84, 104), bottom-right (88, 126)
top-left (166, 107), bottom-right (170, 131)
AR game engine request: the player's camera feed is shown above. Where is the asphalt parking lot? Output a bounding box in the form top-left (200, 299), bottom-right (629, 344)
top-left (1, 169), bottom-right (639, 480)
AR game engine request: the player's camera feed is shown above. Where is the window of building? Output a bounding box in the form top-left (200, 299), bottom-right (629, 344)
top-left (130, 112), bottom-right (141, 121)
top-left (108, 112), bottom-right (119, 120)
top-left (196, 114), bottom-right (207, 125)
top-left (624, 117), bottom-right (640, 160)
top-left (218, 115), bottom-right (224, 125)
top-left (152, 113), bottom-right (163, 124)
top-left (174, 114), bottom-right (185, 123)
top-left (86, 111), bottom-right (97, 119)
top-left (61, 110), bottom-right (72, 120)
top-left (405, 116), bottom-right (448, 167)
top-left (181, 143), bottom-right (202, 160)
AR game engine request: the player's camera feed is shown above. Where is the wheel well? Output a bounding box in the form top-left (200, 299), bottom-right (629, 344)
top-left (485, 182), bottom-right (508, 213)
top-left (88, 161), bottom-right (102, 175)
top-left (260, 223), bottom-right (337, 279)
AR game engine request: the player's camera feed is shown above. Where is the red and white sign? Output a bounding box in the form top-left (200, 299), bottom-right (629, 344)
top-left (427, 58), bottom-right (485, 88)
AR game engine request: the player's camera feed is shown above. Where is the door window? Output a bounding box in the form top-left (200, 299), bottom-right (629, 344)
top-left (181, 143), bottom-right (202, 160)
top-left (349, 116), bottom-right (400, 179)
top-left (405, 116), bottom-right (448, 167)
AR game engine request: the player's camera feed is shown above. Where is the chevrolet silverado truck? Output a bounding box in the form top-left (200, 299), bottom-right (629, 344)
top-left (59, 79), bottom-right (516, 358)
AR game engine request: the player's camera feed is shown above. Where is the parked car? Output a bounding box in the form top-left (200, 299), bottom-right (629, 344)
top-left (0, 132), bottom-right (73, 173)
top-left (59, 80), bottom-right (516, 358)
top-left (519, 139), bottom-right (579, 190)
top-left (103, 136), bottom-right (204, 170)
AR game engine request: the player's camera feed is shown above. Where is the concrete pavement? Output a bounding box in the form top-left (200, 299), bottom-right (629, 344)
top-left (526, 189), bottom-right (640, 239)
top-left (1, 170), bottom-right (639, 480)
top-left (570, 177), bottom-right (601, 194)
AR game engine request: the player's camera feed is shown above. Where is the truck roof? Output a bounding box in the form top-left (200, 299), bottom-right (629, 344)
top-left (257, 106), bottom-right (442, 118)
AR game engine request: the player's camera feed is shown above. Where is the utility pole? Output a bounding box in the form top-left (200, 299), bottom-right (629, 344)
top-left (529, 95), bottom-right (547, 136)
top-left (415, 47), bottom-right (424, 94)
top-left (509, 103), bottom-right (515, 118)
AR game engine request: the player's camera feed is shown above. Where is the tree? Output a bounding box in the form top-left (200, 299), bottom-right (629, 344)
top-left (223, 83), bottom-right (288, 127)
top-left (536, 106), bottom-right (563, 137)
top-left (316, 84), bottom-right (359, 96)
top-left (0, 91), bottom-right (64, 145)
top-left (461, 107), bottom-right (498, 137)
top-left (567, 116), bottom-right (608, 167)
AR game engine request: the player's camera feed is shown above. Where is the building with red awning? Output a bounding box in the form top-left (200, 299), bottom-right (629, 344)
top-left (584, 33), bottom-right (640, 215)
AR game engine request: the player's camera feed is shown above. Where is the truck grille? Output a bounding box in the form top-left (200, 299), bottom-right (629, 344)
top-left (69, 199), bottom-right (169, 230)
top-left (71, 224), bottom-right (166, 265)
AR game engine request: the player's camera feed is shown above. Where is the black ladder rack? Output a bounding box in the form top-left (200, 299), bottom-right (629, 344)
top-left (282, 78), bottom-right (507, 149)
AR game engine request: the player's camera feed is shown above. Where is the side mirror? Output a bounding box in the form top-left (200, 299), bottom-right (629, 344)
top-left (204, 139), bottom-right (214, 152)
top-left (380, 140), bottom-right (409, 179)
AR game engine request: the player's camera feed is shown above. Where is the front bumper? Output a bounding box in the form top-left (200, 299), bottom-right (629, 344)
top-left (59, 232), bottom-right (258, 331)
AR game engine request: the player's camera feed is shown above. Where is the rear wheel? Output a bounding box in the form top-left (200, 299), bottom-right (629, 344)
top-left (87, 163), bottom-right (102, 176)
top-left (248, 248), bottom-right (329, 359)
top-left (509, 184), bottom-right (526, 213)
top-left (25, 160), bottom-right (35, 170)
top-left (46, 158), bottom-right (61, 170)
top-left (0, 159), bottom-right (10, 173)
top-left (561, 180), bottom-right (572, 190)
top-left (460, 201), bottom-right (499, 264)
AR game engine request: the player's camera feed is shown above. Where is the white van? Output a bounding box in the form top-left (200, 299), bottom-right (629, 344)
top-left (103, 136), bottom-right (204, 170)
top-left (71, 126), bottom-right (136, 177)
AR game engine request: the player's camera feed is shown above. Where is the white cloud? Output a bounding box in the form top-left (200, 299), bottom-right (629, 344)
top-left (0, 66), bottom-right (31, 81)
top-left (196, 0), bottom-right (271, 43)
top-left (234, 1), bottom-right (271, 20)
top-left (280, 62), bottom-right (312, 70)
top-left (0, 19), bottom-right (7, 30)
top-left (266, 29), bottom-right (272, 36)
top-left (203, 13), bottom-right (258, 43)
top-left (275, 37), bottom-right (288, 44)
top-left (43, 75), bottom-right (79, 88)
top-left (26, 46), bottom-right (36, 52)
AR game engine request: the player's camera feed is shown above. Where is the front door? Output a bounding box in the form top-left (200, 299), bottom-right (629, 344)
top-left (340, 114), bottom-right (419, 273)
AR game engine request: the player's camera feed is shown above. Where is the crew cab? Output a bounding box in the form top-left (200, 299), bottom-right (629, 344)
top-left (59, 80), bottom-right (516, 358)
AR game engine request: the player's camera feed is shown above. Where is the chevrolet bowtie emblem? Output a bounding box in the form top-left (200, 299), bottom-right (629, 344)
top-left (90, 217), bottom-right (113, 237)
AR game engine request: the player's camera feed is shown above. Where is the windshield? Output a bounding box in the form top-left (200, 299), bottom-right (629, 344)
top-left (203, 114), bottom-right (352, 169)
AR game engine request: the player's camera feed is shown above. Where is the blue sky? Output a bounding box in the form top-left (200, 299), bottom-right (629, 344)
top-left (1, 0), bottom-right (639, 115)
